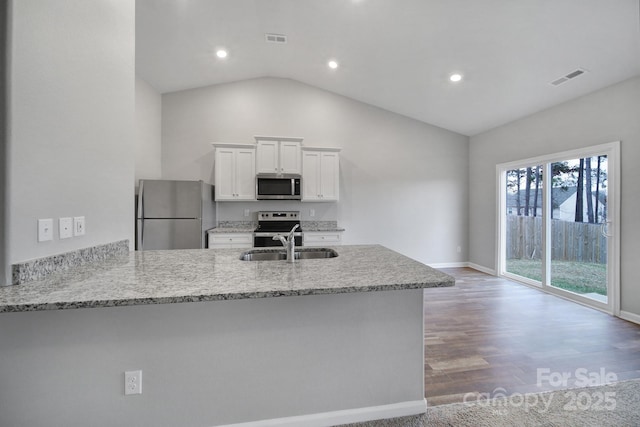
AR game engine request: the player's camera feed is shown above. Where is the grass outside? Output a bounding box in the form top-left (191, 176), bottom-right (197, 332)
top-left (506, 258), bottom-right (607, 296)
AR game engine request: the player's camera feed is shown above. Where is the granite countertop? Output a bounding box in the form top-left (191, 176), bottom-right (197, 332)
top-left (208, 227), bottom-right (255, 233)
top-left (210, 227), bottom-right (346, 232)
top-left (209, 223), bottom-right (346, 233)
top-left (0, 245), bottom-right (454, 313)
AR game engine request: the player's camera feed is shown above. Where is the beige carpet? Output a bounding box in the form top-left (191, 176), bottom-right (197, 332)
top-left (341, 379), bottom-right (640, 427)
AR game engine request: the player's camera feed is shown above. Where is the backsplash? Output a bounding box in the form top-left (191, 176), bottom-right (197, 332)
top-left (11, 240), bottom-right (129, 285)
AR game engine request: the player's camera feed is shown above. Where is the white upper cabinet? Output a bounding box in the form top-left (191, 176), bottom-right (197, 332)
top-left (302, 147), bottom-right (340, 202)
top-left (213, 143), bottom-right (256, 201)
top-left (255, 136), bottom-right (302, 175)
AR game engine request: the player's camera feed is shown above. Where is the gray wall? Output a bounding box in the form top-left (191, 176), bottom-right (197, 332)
top-left (135, 76), bottom-right (162, 190)
top-left (1, 1), bottom-right (8, 284)
top-left (0, 290), bottom-right (424, 427)
top-left (162, 77), bottom-right (470, 265)
top-left (469, 76), bottom-right (640, 316)
top-left (4, 0), bottom-right (135, 274)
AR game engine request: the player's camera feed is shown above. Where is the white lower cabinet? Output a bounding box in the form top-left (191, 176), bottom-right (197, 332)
top-left (303, 231), bottom-right (342, 247)
top-left (208, 232), bottom-right (253, 249)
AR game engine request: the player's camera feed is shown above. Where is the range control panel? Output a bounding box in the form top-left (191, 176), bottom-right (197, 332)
top-left (257, 211), bottom-right (300, 221)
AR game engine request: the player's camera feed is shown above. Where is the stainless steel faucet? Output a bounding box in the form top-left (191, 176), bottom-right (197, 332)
top-left (273, 224), bottom-right (299, 263)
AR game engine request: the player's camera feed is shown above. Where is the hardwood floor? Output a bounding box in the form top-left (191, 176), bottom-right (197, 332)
top-left (423, 267), bottom-right (640, 406)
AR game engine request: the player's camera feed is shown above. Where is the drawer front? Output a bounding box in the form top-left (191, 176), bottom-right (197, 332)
top-left (303, 232), bottom-right (342, 246)
top-left (208, 233), bottom-right (253, 248)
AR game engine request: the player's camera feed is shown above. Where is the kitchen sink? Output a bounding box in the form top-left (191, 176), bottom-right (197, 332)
top-left (239, 248), bottom-right (338, 261)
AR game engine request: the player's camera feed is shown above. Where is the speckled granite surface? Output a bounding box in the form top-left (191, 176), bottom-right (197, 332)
top-left (209, 221), bottom-right (345, 233)
top-left (0, 245), bottom-right (453, 313)
top-left (211, 221), bottom-right (255, 232)
top-left (208, 227), bottom-right (255, 233)
top-left (11, 240), bottom-right (129, 285)
top-left (302, 221), bottom-right (345, 232)
top-left (207, 221), bottom-right (344, 233)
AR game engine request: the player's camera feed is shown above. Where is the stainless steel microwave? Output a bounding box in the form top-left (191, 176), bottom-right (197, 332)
top-left (256, 174), bottom-right (302, 200)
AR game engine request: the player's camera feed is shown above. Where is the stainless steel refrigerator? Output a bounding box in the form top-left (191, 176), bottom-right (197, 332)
top-left (136, 180), bottom-right (216, 250)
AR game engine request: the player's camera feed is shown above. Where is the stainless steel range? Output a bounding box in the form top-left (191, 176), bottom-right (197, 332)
top-left (254, 211), bottom-right (303, 247)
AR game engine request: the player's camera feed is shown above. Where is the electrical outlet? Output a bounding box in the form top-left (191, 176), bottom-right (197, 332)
top-left (457, 246), bottom-right (462, 253)
top-left (59, 217), bottom-right (73, 239)
top-left (310, 209), bottom-right (315, 217)
top-left (243, 209), bottom-right (250, 217)
top-left (38, 218), bottom-right (54, 242)
top-left (124, 370), bottom-right (142, 395)
top-left (73, 216), bottom-right (85, 236)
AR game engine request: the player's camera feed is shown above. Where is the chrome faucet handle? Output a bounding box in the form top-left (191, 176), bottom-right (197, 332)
top-left (272, 234), bottom-right (287, 245)
top-left (288, 224), bottom-right (300, 239)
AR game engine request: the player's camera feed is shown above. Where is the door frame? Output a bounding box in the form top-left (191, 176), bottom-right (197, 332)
top-left (496, 141), bottom-right (620, 315)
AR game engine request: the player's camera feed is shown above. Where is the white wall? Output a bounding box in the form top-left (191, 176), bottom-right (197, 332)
top-left (135, 76), bottom-right (162, 189)
top-left (162, 77), bottom-right (469, 265)
top-left (1, 1), bottom-right (8, 284)
top-left (469, 76), bottom-right (640, 316)
top-left (0, 290), bottom-right (424, 427)
top-left (5, 0), bottom-right (135, 272)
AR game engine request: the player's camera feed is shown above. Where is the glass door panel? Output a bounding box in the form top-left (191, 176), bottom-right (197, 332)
top-left (504, 166), bottom-right (544, 283)
top-left (550, 156), bottom-right (608, 302)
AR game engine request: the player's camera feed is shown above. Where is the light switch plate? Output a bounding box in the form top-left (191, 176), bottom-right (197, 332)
top-left (38, 219), bottom-right (54, 242)
top-left (59, 217), bottom-right (73, 239)
top-left (73, 216), bottom-right (85, 236)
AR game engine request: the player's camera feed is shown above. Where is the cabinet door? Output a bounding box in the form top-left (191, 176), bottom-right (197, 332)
top-left (279, 141), bottom-right (301, 174)
top-left (302, 151), bottom-right (321, 201)
top-left (320, 152), bottom-right (339, 201)
top-left (235, 149), bottom-right (256, 200)
top-left (215, 148), bottom-right (236, 200)
top-left (256, 141), bottom-right (279, 174)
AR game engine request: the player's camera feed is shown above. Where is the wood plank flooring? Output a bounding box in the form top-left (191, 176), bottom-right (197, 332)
top-left (424, 267), bottom-right (640, 405)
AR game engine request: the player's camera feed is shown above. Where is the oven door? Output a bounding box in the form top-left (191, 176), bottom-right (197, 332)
top-left (254, 232), bottom-right (303, 247)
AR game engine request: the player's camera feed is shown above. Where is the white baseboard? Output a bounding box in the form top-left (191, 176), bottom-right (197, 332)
top-left (467, 262), bottom-right (496, 275)
top-left (428, 261), bottom-right (468, 268)
top-left (619, 310), bottom-right (640, 325)
top-left (426, 262), bottom-right (496, 276)
top-left (215, 399), bottom-right (427, 427)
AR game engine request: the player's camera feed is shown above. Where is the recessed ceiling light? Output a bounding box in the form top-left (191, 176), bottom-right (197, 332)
top-left (216, 49), bottom-right (228, 59)
top-left (328, 60), bottom-right (339, 69)
top-left (449, 73), bottom-right (463, 82)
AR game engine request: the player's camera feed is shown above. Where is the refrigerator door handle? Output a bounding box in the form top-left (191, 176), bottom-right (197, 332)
top-left (137, 219), bottom-right (144, 250)
top-left (137, 181), bottom-right (144, 249)
top-left (137, 180), bottom-right (144, 219)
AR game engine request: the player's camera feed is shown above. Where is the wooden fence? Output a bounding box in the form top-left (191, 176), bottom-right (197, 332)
top-left (506, 215), bottom-right (607, 264)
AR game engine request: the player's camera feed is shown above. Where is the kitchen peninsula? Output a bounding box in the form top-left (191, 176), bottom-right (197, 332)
top-left (0, 245), bottom-right (454, 427)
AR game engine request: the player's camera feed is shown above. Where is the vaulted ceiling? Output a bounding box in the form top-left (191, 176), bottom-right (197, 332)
top-left (135, 0), bottom-right (640, 136)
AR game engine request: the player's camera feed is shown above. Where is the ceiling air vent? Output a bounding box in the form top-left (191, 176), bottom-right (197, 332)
top-left (265, 33), bottom-right (287, 44)
top-left (550, 68), bottom-right (587, 86)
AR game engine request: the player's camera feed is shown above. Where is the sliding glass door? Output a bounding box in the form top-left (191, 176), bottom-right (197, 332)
top-left (504, 165), bottom-right (543, 283)
top-left (498, 142), bottom-right (619, 314)
top-left (549, 156), bottom-right (608, 303)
